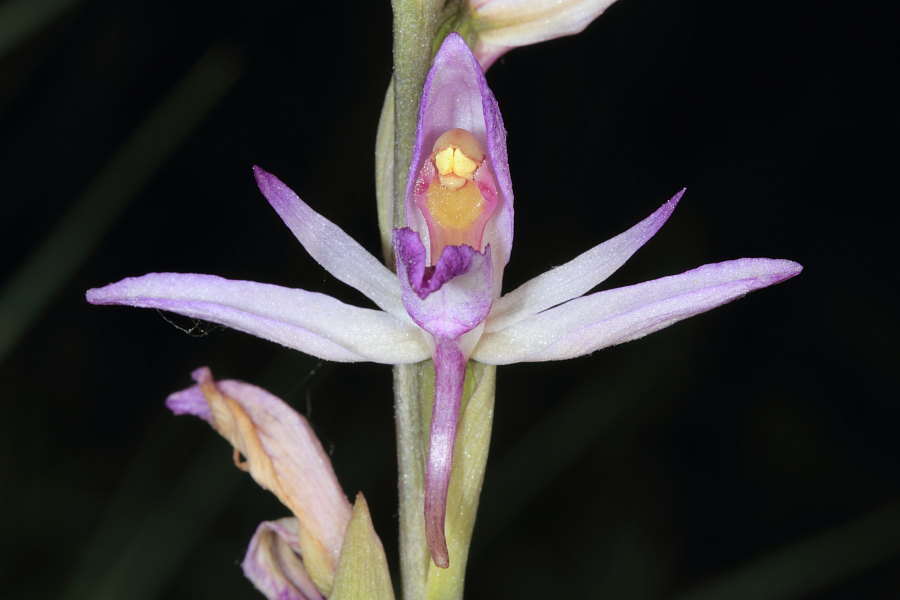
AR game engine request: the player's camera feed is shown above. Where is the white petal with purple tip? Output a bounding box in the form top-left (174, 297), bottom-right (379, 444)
top-left (475, 258), bottom-right (802, 363)
top-left (487, 190), bottom-right (682, 332)
top-left (254, 166), bottom-right (408, 319)
top-left (87, 274), bottom-right (429, 363)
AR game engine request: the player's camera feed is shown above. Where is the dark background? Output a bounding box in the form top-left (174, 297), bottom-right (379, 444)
top-left (1, 0), bottom-right (897, 598)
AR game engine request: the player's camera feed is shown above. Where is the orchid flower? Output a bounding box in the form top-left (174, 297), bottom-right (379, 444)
top-left (87, 33), bottom-right (801, 569)
top-left (467, 0), bottom-right (620, 68)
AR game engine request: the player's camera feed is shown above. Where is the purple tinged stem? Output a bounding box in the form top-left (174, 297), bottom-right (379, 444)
top-left (424, 339), bottom-right (468, 569)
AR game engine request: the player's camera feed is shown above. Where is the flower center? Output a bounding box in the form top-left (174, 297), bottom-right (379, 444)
top-left (416, 128), bottom-right (498, 263)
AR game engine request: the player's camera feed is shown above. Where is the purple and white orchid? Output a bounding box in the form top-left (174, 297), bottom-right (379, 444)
top-left (87, 33), bottom-right (801, 569)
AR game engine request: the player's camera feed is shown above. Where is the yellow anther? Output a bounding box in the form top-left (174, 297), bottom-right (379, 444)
top-left (431, 129), bottom-right (485, 190)
top-left (434, 147), bottom-right (456, 176)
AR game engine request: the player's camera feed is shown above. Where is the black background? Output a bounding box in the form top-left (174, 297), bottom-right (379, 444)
top-left (1, 0), bottom-right (898, 598)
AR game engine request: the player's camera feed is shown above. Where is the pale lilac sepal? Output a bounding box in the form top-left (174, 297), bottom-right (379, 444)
top-left (253, 166), bottom-right (407, 319)
top-left (86, 274), bottom-right (429, 364)
top-left (487, 190), bottom-right (683, 333)
top-left (243, 518), bottom-right (323, 600)
top-left (407, 33), bottom-right (513, 289)
top-left (472, 0), bottom-right (620, 69)
top-left (423, 340), bottom-right (468, 569)
top-left (394, 228), bottom-right (494, 340)
top-left (474, 258), bottom-right (803, 363)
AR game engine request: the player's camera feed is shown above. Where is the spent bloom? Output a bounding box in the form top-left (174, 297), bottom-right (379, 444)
top-left (87, 34), bottom-right (801, 568)
top-left (167, 367), bottom-right (353, 598)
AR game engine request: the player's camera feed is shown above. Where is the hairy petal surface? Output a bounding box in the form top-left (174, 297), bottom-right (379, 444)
top-left (243, 518), bottom-right (323, 600)
top-left (487, 190), bottom-right (683, 332)
top-left (86, 273), bottom-right (429, 363)
top-left (407, 33), bottom-right (513, 289)
top-left (472, 0), bottom-right (620, 68)
top-left (474, 258), bottom-right (802, 363)
top-left (167, 368), bottom-right (352, 594)
top-left (254, 166), bottom-right (407, 319)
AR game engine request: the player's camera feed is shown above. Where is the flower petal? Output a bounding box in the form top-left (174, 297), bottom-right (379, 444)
top-left (472, 0), bottom-right (620, 69)
top-left (394, 229), bottom-right (494, 340)
top-left (242, 518), bottom-right (323, 600)
top-left (86, 273), bottom-right (430, 363)
top-left (473, 258), bottom-right (802, 363)
top-left (407, 33), bottom-right (513, 290)
top-left (254, 166), bottom-right (407, 319)
top-left (487, 190), bottom-right (683, 333)
top-left (168, 368), bottom-right (352, 594)
top-left (424, 340), bottom-right (468, 569)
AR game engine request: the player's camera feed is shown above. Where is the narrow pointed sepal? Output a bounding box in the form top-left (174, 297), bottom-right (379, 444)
top-left (253, 166), bottom-right (407, 318)
top-left (475, 258), bottom-right (803, 363)
top-left (330, 494), bottom-right (396, 600)
top-left (487, 189), bottom-right (683, 332)
top-left (86, 273), bottom-right (429, 363)
top-left (424, 340), bottom-right (468, 568)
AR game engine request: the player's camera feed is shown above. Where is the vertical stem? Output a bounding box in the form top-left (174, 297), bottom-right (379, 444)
top-left (389, 3), bottom-right (443, 599)
top-left (390, 0), bottom-right (443, 226)
top-left (393, 362), bottom-right (431, 600)
top-left (389, 4), bottom-right (499, 598)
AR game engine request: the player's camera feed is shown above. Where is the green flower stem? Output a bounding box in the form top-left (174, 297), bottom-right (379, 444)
top-left (393, 362), bottom-right (431, 600)
top-left (389, 5), bottom-right (494, 599)
top-left (388, 4), bottom-right (443, 597)
top-left (389, 0), bottom-right (443, 225)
